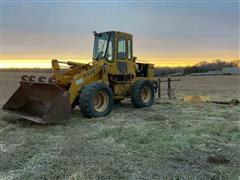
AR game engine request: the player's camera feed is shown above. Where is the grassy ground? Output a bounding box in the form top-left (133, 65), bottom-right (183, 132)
top-left (0, 72), bottom-right (239, 179)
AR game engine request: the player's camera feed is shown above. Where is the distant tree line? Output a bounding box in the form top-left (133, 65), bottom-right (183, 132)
top-left (155, 60), bottom-right (240, 76)
top-left (183, 60), bottom-right (239, 75)
top-left (154, 67), bottom-right (185, 77)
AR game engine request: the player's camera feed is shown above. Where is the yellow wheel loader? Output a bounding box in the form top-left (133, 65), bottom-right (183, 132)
top-left (3, 31), bottom-right (156, 124)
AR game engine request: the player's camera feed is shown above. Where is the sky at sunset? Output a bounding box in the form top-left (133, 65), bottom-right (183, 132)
top-left (1, 0), bottom-right (239, 68)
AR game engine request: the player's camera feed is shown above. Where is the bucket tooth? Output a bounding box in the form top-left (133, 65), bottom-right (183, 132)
top-left (21, 75), bottom-right (29, 81)
top-left (38, 76), bottom-right (46, 83)
top-left (48, 77), bottom-right (55, 84)
top-left (29, 75), bottom-right (36, 82)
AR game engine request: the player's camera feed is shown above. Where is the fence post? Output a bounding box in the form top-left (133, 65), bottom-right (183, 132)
top-left (167, 78), bottom-right (171, 90)
top-left (167, 78), bottom-right (176, 99)
top-left (158, 79), bottom-right (161, 99)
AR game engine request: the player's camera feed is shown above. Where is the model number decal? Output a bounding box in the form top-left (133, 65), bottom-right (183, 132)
top-left (83, 68), bottom-right (96, 78)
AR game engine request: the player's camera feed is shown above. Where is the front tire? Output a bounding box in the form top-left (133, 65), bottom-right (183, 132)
top-left (131, 80), bottom-right (154, 108)
top-left (79, 82), bottom-right (113, 118)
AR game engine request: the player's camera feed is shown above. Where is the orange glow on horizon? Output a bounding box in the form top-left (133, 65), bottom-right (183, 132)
top-left (1, 57), bottom-right (239, 68)
top-left (0, 59), bottom-right (91, 69)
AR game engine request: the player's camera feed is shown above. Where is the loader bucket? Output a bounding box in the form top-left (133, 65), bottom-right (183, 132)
top-left (3, 81), bottom-right (71, 124)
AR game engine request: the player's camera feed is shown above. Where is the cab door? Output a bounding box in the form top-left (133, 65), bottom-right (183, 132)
top-left (116, 34), bottom-right (135, 76)
top-left (116, 36), bottom-right (128, 74)
top-left (126, 37), bottom-right (135, 76)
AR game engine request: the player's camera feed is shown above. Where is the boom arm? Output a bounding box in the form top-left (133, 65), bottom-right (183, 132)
top-left (51, 59), bottom-right (92, 86)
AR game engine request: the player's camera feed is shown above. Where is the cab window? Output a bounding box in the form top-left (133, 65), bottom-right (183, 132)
top-left (128, 39), bottom-right (132, 60)
top-left (106, 40), bottom-right (113, 62)
top-left (117, 37), bottom-right (127, 59)
top-left (93, 32), bottom-right (114, 62)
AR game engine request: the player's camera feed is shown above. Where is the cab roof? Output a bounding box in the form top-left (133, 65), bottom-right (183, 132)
top-left (97, 31), bottom-right (133, 37)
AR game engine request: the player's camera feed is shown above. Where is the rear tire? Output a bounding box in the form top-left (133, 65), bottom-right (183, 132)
top-left (131, 80), bottom-right (154, 108)
top-left (79, 82), bottom-right (113, 118)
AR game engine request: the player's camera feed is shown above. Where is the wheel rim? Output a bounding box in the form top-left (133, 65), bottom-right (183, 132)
top-left (141, 86), bottom-right (151, 103)
top-left (93, 91), bottom-right (109, 112)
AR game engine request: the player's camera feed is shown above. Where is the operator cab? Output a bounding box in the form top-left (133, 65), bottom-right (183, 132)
top-left (92, 31), bottom-right (134, 76)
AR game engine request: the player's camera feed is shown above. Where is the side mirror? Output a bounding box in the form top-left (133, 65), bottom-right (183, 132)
top-left (93, 31), bottom-right (97, 36)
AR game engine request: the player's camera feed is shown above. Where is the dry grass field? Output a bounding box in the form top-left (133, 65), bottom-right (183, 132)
top-left (0, 72), bottom-right (239, 180)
